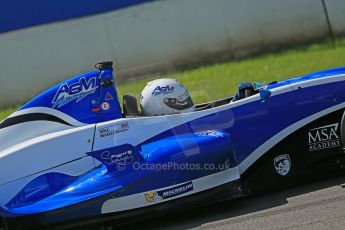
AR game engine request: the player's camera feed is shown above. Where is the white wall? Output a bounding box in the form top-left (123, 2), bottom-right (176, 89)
top-left (0, 0), bottom-right (337, 108)
top-left (325, 0), bottom-right (345, 36)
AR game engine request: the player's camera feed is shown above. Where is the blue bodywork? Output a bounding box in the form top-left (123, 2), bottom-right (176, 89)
top-left (20, 68), bottom-right (122, 124)
top-left (3, 130), bottom-right (234, 217)
top-left (266, 66), bottom-right (345, 90)
top-left (0, 0), bottom-right (149, 34)
top-left (1, 64), bottom-right (345, 224)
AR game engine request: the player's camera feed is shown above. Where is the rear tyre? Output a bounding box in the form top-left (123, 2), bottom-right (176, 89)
top-left (1, 218), bottom-right (5, 230)
top-left (341, 110), bottom-right (345, 152)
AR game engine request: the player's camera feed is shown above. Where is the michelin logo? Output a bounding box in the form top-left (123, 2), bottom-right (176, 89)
top-left (144, 182), bottom-right (193, 203)
top-left (52, 77), bottom-right (97, 108)
top-left (308, 123), bottom-right (341, 152)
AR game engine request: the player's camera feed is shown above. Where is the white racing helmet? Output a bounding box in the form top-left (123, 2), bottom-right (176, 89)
top-left (140, 78), bottom-right (195, 116)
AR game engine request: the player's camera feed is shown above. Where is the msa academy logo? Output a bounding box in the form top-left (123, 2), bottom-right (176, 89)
top-left (144, 182), bottom-right (193, 203)
top-left (152, 85), bottom-right (174, 96)
top-left (52, 77), bottom-right (97, 108)
top-left (274, 154), bottom-right (291, 176)
top-left (308, 123), bottom-right (341, 152)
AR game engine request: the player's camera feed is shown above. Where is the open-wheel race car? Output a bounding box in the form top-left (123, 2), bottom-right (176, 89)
top-left (1, 62), bottom-right (345, 229)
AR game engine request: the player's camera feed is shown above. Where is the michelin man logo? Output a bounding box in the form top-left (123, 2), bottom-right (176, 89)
top-left (274, 154), bottom-right (291, 176)
top-left (144, 192), bottom-right (161, 203)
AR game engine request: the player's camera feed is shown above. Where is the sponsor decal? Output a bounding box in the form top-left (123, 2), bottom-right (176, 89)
top-left (105, 92), bottom-right (113, 101)
top-left (274, 154), bottom-right (291, 176)
top-left (144, 182), bottom-right (194, 203)
top-left (152, 85), bottom-right (174, 96)
top-left (196, 130), bottom-right (225, 137)
top-left (101, 150), bottom-right (134, 170)
top-left (308, 123), bottom-right (341, 152)
top-left (99, 122), bottom-right (129, 137)
top-left (52, 77), bottom-right (97, 108)
top-left (101, 102), bottom-right (110, 111)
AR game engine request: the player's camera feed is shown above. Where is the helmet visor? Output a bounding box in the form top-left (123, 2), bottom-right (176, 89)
top-left (163, 96), bottom-right (194, 111)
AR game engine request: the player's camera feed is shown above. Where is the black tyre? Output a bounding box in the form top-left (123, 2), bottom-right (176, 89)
top-left (2, 217), bottom-right (44, 230)
top-left (341, 110), bottom-right (345, 152)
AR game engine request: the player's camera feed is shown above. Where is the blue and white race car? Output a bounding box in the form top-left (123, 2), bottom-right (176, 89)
top-left (1, 62), bottom-right (345, 229)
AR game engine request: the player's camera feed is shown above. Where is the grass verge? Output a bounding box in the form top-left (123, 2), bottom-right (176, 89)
top-left (1, 37), bottom-right (345, 121)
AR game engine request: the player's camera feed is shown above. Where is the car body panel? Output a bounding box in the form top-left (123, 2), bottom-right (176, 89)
top-left (1, 62), bottom-right (345, 228)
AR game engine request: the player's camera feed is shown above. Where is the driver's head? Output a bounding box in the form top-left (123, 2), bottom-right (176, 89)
top-left (140, 78), bottom-right (195, 116)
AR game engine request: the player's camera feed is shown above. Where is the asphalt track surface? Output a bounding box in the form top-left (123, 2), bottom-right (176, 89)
top-left (119, 175), bottom-right (345, 230)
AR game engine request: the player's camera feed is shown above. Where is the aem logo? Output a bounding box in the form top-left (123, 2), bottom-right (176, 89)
top-left (152, 85), bottom-right (174, 96)
top-left (52, 77), bottom-right (97, 108)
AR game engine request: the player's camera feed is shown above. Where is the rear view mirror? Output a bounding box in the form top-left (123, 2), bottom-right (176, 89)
top-left (259, 89), bottom-right (271, 102)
